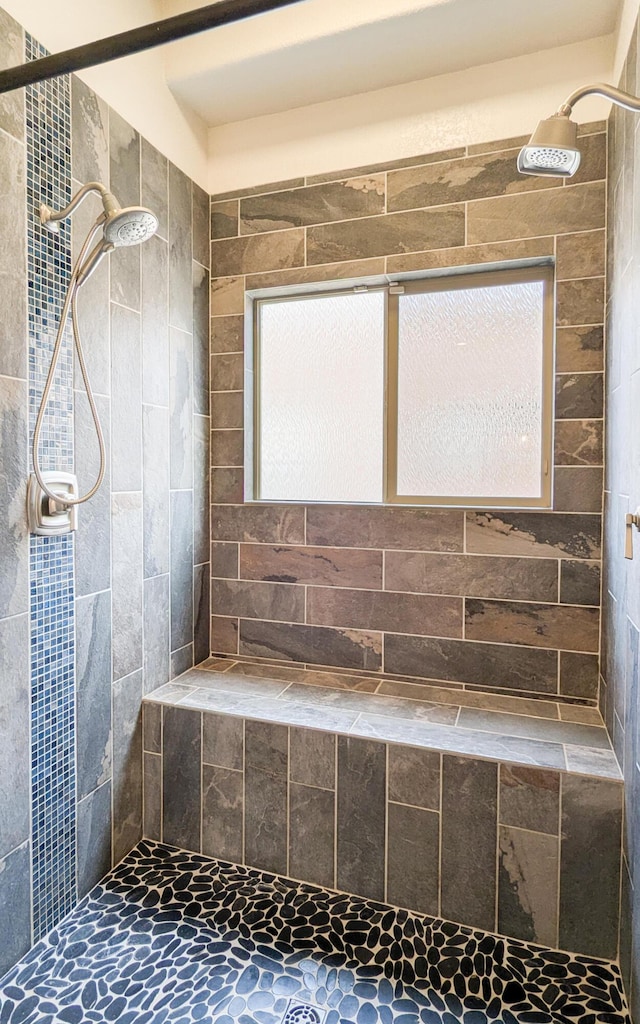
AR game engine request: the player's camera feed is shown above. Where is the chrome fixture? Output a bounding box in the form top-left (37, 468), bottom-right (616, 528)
top-left (30, 182), bottom-right (158, 532)
top-left (626, 509), bottom-right (640, 560)
top-left (518, 83), bottom-right (640, 178)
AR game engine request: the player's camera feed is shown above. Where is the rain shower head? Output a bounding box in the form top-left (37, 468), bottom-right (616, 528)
top-left (517, 114), bottom-right (581, 178)
top-left (102, 205), bottom-right (158, 247)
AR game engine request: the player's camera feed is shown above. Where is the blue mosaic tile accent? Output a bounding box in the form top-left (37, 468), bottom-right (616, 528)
top-left (26, 33), bottom-right (77, 941)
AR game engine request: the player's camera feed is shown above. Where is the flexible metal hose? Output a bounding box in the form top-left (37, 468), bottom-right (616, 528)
top-left (32, 217), bottom-right (107, 506)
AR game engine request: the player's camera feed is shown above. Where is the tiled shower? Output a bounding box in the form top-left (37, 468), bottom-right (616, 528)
top-left (0, 2), bottom-right (639, 1023)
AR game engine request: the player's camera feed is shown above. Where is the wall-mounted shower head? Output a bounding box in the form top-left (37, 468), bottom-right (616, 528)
top-left (517, 114), bottom-right (581, 178)
top-left (103, 206), bottom-right (158, 247)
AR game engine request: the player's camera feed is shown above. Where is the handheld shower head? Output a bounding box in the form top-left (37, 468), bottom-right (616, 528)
top-left (103, 206), bottom-right (159, 247)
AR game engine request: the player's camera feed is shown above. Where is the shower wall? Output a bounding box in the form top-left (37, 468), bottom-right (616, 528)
top-left (602, 12), bottom-right (640, 1021)
top-left (0, 6), bottom-right (209, 978)
top-left (209, 127), bottom-right (606, 702)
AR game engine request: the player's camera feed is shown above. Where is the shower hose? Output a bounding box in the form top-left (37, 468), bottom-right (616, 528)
top-left (32, 216), bottom-right (107, 507)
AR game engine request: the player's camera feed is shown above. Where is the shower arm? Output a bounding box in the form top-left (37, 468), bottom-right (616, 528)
top-left (557, 82), bottom-right (640, 117)
top-left (40, 182), bottom-right (115, 233)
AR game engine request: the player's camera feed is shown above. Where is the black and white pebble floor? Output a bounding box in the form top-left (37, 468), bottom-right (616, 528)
top-left (0, 841), bottom-right (630, 1024)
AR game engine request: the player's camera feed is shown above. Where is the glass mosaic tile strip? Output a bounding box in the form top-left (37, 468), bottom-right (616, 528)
top-left (26, 33), bottom-right (77, 941)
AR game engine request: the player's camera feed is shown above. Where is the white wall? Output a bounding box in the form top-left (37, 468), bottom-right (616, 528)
top-left (208, 35), bottom-right (614, 194)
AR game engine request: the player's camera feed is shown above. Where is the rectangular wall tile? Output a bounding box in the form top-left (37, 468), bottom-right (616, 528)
top-left (141, 234), bottom-right (169, 407)
top-left (556, 278), bottom-right (604, 327)
top-left (307, 206), bottom-right (465, 264)
top-left (499, 825), bottom-right (559, 947)
top-left (387, 803), bottom-right (439, 916)
top-left (241, 176), bottom-right (385, 233)
top-left (169, 162), bottom-right (193, 331)
top-left (77, 782), bottom-right (112, 898)
top-left (211, 199), bottom-right (238, 239)
top-left (75, 393), bottom-right (111, 597)
top-left (194, 563), bottom-right (211, 666)
top-left (193, 262), bottom-right (210, 417)
top-left (111, 304), bottom-right (142, 492)
top-left (143, 404), bottom-right (170, 578)
top-left (560, 560), bottom-right (601, 606)
top-left (555, 420), bottom-right (603, 466)
top-left (467, 181), bottom-right (605, 243)
top-left (143, 753), bottom-right (161, 841)
top-left (555, 374), bottom-right (603, 420)
top-left (143, 574), bottom-right (170, 694)
top-left (337, 736), bottom-right (386, 900)
top-left (76, 592), bottom-right (112, 801)
top-left (162, 705), bottom-right (201, 851)
top-left (240, 544), bottom-right (382, 588)
top-left (307, 506), bottom-right (463, 552)
top-left (560, 651), bottom-right (599, 700)
top-left (244, 721), bottom-right (288, 873)
top-left (466, 511), bottom-right (601, 560)
top-left (213, 578), bottom-right (305, 623)
top-left (289, 783), bottom-right (335, 888)
top-left (441, 756), bottom-right (497, 931)
top-left (112, 669), bottom-right (143, 863)
top-left (141, 138), bottom-right (168, 240)
top-left (213, 505), bottom-right (305, 544)
top-left (0, 377), bottom-right (28, 618)
top-left (0, 133), bottom-right (26, 379)
top-left (556, 326), bottom-right (603, 373)
top-left (212, 228), bottom-right (304, 276)
top-left (290, 728), bottom-right (335, 789)
top-left (112, 492), bottom-right (143, 681)
top-left (499, 764), bottom-right (560, 835)
top-left (465, 599), bottom-right (600, 653)
top-left (308, 586), bottom-right (462, 636)
top-left (388, 746), bottom-right (440, 810)
top-left (0, 615), bottom-right (30, 858)
top-left (109, 111), bottom-right (141, 310)
top-left (170, 327), bottom-right (194, 490)
top-left (0, 842), bottom-right (32, 978)
top-left (203, 712), bottom-right (243, 769)
top-left (170, 490), bottom-right (194, 653)
top-left (240, 619), bottom-right (382, 671)
top-left (143, 702), bottom-right (162, 754)
top-left (202, 764), bottom-right (243, 862)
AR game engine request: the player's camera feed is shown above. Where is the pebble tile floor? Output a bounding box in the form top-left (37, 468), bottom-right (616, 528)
top-left (0, 841), bottom-right (630, 1024)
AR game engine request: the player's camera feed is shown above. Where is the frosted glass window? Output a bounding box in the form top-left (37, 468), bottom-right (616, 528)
top-left (394, 279), bottom-right (547, 501)
top-left (257, 291), bottom-right (385, 503)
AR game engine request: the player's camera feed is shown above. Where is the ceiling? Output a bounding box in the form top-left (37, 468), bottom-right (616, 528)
top-left (158, 0), bottom-right (622, 127)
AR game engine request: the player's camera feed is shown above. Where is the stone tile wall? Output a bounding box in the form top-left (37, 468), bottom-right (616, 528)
top-left (603, 13), bottom-right (640, 1020)
top-left (142, 700), bottom-right (623, 960)
top-left (0, 6), bottom-right (209, 978)
top-left (210, 126), bottom-right (607, 704)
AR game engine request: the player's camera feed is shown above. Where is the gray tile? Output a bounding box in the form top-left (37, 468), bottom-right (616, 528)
top-left (563, 745), bottom-right (623, 779)
top-left (290, 728), bottom-right (335, 789)
top-left (212, 543), bottom-right (239, 579)
top-left (75, 393), bottom-right (111, 597)
top-left (307, 206), bottom-right (464, 264)
top-left (143, 404), bottom-right (170, 579)
top-left (180, 687), bottom-right (359, 733)
top-left (141, 139), bottom-right (168, 241)
top-left (0, 841), bottom-right (31, 978)
top-left (170, 489), bottom-right (194, 652)
top-left (192, 182), bottom-right (210, 268)
top-left (499, 764), bottom-right (560, 835)
top-left (71, 194), bottom-right (110, 396)
top-left (337, 736), bottom-right (386, 901)
top-left (214, 578), bottom-right (305, 624)
top-left (387, 803), bottom-right (439, 916)
top-left (499, 825), bottom-right (559, 947)
top-left (76, 591), bottom-right (112, 800)
top-left (464, 597), bottom-right (600, 653)
top-left (281, 681), bottom-right (458, 726)
top-left (560, 560), bottom-right (601, 607)
top-left (171, 644), bottom-right (194, 678)
top-left (143, 574), bottom-right (170, 695)
top-left (170, 327), bottom-right (193, 489)
top-left (289, 783), bottom-right (335, 888)
top-left (169, 163), bottom-right (192, 331)
top-left (193, 263), bottom-right (210, 416)
top-left (212, 504), bottom-right (305, 544)
top-left (245, 763), bottom-right (288, 873)
top-left (162, 705), bottom-right (202, 850)
top-left (203, 712), bottom-right (244, 769)
top-left (194, 415), bottom-right (210, 566)
top-left (145, 681), bottom-right (198, 703)
top-left (77, 782), bottom-right (112, 898)
top-left (553, 467), bottom-right (603, 513)
top-left (211, 199), bottom-right (238, 239)
top-left (555, 373), bottom-right (604, 420)
top-left (241, 175), bottom-right (385, 232)
top-left (111, 304), bottom-right (142, 492)
top-left (141, 234), bottom-right (169, 408)
top-left (143, 702), bottom-right (162, 753)
top-left (72, 76), bottom-right (108, 185)
top-left (194, 563), bottom-right (211, 667)
top-left (143, 753), bottom-right (162, 842)
top-left (211, 316), bottom-right (243, 355)
top-left (559, 774), bottom-right (623, 958)
top-left (202, 765), bottom-right (243, 862)
top-left (240, 620), bottom-right (382, 672)
top-left (0, 615), bottom-right (30, 858)
top-left (307, 505), bottom-right (463, 552)
top-left (245, 719), bottom-right (288, 775)
top-left (112, 492), bottom-right (143, 681)
top-left (112, 669), bottom-right (143, 864)
top-left (384, 551), bottom-right (558, 602)
top-left (388, 746), bottom-right (440, 810)
top-left (212, 228), bottom-right (304, 276)
top-left (458, 707), bottom-right (610, 749)
top-left (240, 543), bottom-right (382, 589)
top-left (441, 756), bottom-right (497, 932)
top-left (560, 651), bottom-right (599, 700)
top-left (181, 667), bottom-right (287, 698)
top-left (0, 9), bottom-right (23, 142)
top-left (307, 587), bottom-right (462, 637)
top-left (0, 132), bottom-right (26, 378)
top-left (0, 376), bottom-right (28, 618)
top-left (109, 111), bottom-right (141, 310)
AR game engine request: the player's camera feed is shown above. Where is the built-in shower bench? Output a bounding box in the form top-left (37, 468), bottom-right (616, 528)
top-left (142, 657), bottom-right (624, 962)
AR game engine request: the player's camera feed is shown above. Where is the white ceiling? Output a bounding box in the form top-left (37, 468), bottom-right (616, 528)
top-left (159, 0), bottom-right (622, 127)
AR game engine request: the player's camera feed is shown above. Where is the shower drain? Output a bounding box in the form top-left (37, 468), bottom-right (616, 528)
top-left (281, 1000), bottom-right (326, 1024)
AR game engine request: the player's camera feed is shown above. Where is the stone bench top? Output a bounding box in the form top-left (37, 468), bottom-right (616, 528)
top-left (144, 657), bottom-right (621, 781)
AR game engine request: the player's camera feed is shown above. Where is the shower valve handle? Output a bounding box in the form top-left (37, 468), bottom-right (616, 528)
top-left (625, 510), bottom-right (640, 559)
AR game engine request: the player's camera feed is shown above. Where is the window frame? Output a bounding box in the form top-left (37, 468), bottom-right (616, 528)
top-left (250, 263), bottom-right (554, 510)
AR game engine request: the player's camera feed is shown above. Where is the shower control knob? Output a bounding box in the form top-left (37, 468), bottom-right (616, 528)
top-left (27, 472), bottom-right (78, 535)
top-left (625, 509), bottom-right (640, 560)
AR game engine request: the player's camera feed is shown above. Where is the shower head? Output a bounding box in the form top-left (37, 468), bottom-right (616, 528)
top-left (517, 113), bottom-right (581, 178)
top-left (102, 205), bottom-right (159, 247)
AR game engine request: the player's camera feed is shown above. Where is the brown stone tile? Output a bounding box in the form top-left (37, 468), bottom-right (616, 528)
top-left (553, 467), bottom-right (603, 513)
top-left (212, 175), bottom-right (305, 202)
top-left (498, 825), bottom-right (559, 947)
top-left (556, 230), bottom-right (606, 280)
top-left (569, 131), bottom-right (607, 185)
top-left (240, 543), bottom-right (382, 589)
top-left (555, 373), bottom-right (603, 419)
top-left (385, 551), bottom-right (558, 602)
top-left (240, 176), bottom-right (385, 234)
top-left (211, 352), bottom-right (243, 392)
top-left (466, 511), bottom-right (601, 560)
top-left (384, 634), bottom-right (558, 692)
top-left (388, 746), bottom-right (441, 809)
top-left (212, 578), bottom-right (305, 623)
top-left (387, 803), bottom-right (439, 916)
top-left (210, 199), bottom-right (238, 240)
top-left (467, 135), bottom-right (529, 155)
top-left (307, 587), bottom-right (462, 637)
top-left (211, 228), bottom-right (305, 277)
top-left (290, 727), bottom-right (336, 788)
top-left (378, 678), bottom-right (560, 716)
top-left (211, 429), bottom-right (243, 467)
top-left (556, 278), bottom-right (604, 326)
top-left (306, 206), bottom-right (465, 265)
top-left (386, 237), bottom-right (554, 274)
top-left (211, 615), bottom-right (238, 654)
top-left (210, 276), bottom-right (244, 316)
top-left (465, 599), bottom-right (600, 652)
top-left (246, 258), bottom-right (386, 290)
top-left (387, 149), bottom-right (556, 213)
top-left (211, 468), bottom-right (243, 504)
top-left (239, 619), bottom-right (382, 671)
top-left (211, 391), bottom-right (243, 430)
top-left (467, 181), bottom-right (605, 243)
top-left (210, 315), bottom-right (243, 354)
top-left (559, 651), bottom-right (599, 700)
top-left (211, 542), bottom-right (238, 579)
top-left (307, 505), bottom-right (463, 551)
top-left (560, 560), bottom-right (601, 607)
top-left (555, 326), bottom-right (603, 372)
top-left (212, 504), bottom-right (305, 544)
top-left (305, 147), bottom-right (466, 185)
top-left (499, 764), bottom-right (560, 834)
top-left (554, 420), bottom-right (603, 466)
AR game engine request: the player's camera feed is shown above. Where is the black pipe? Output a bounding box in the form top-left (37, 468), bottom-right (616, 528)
top-left (0, 0), bottom-right (305, 94)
